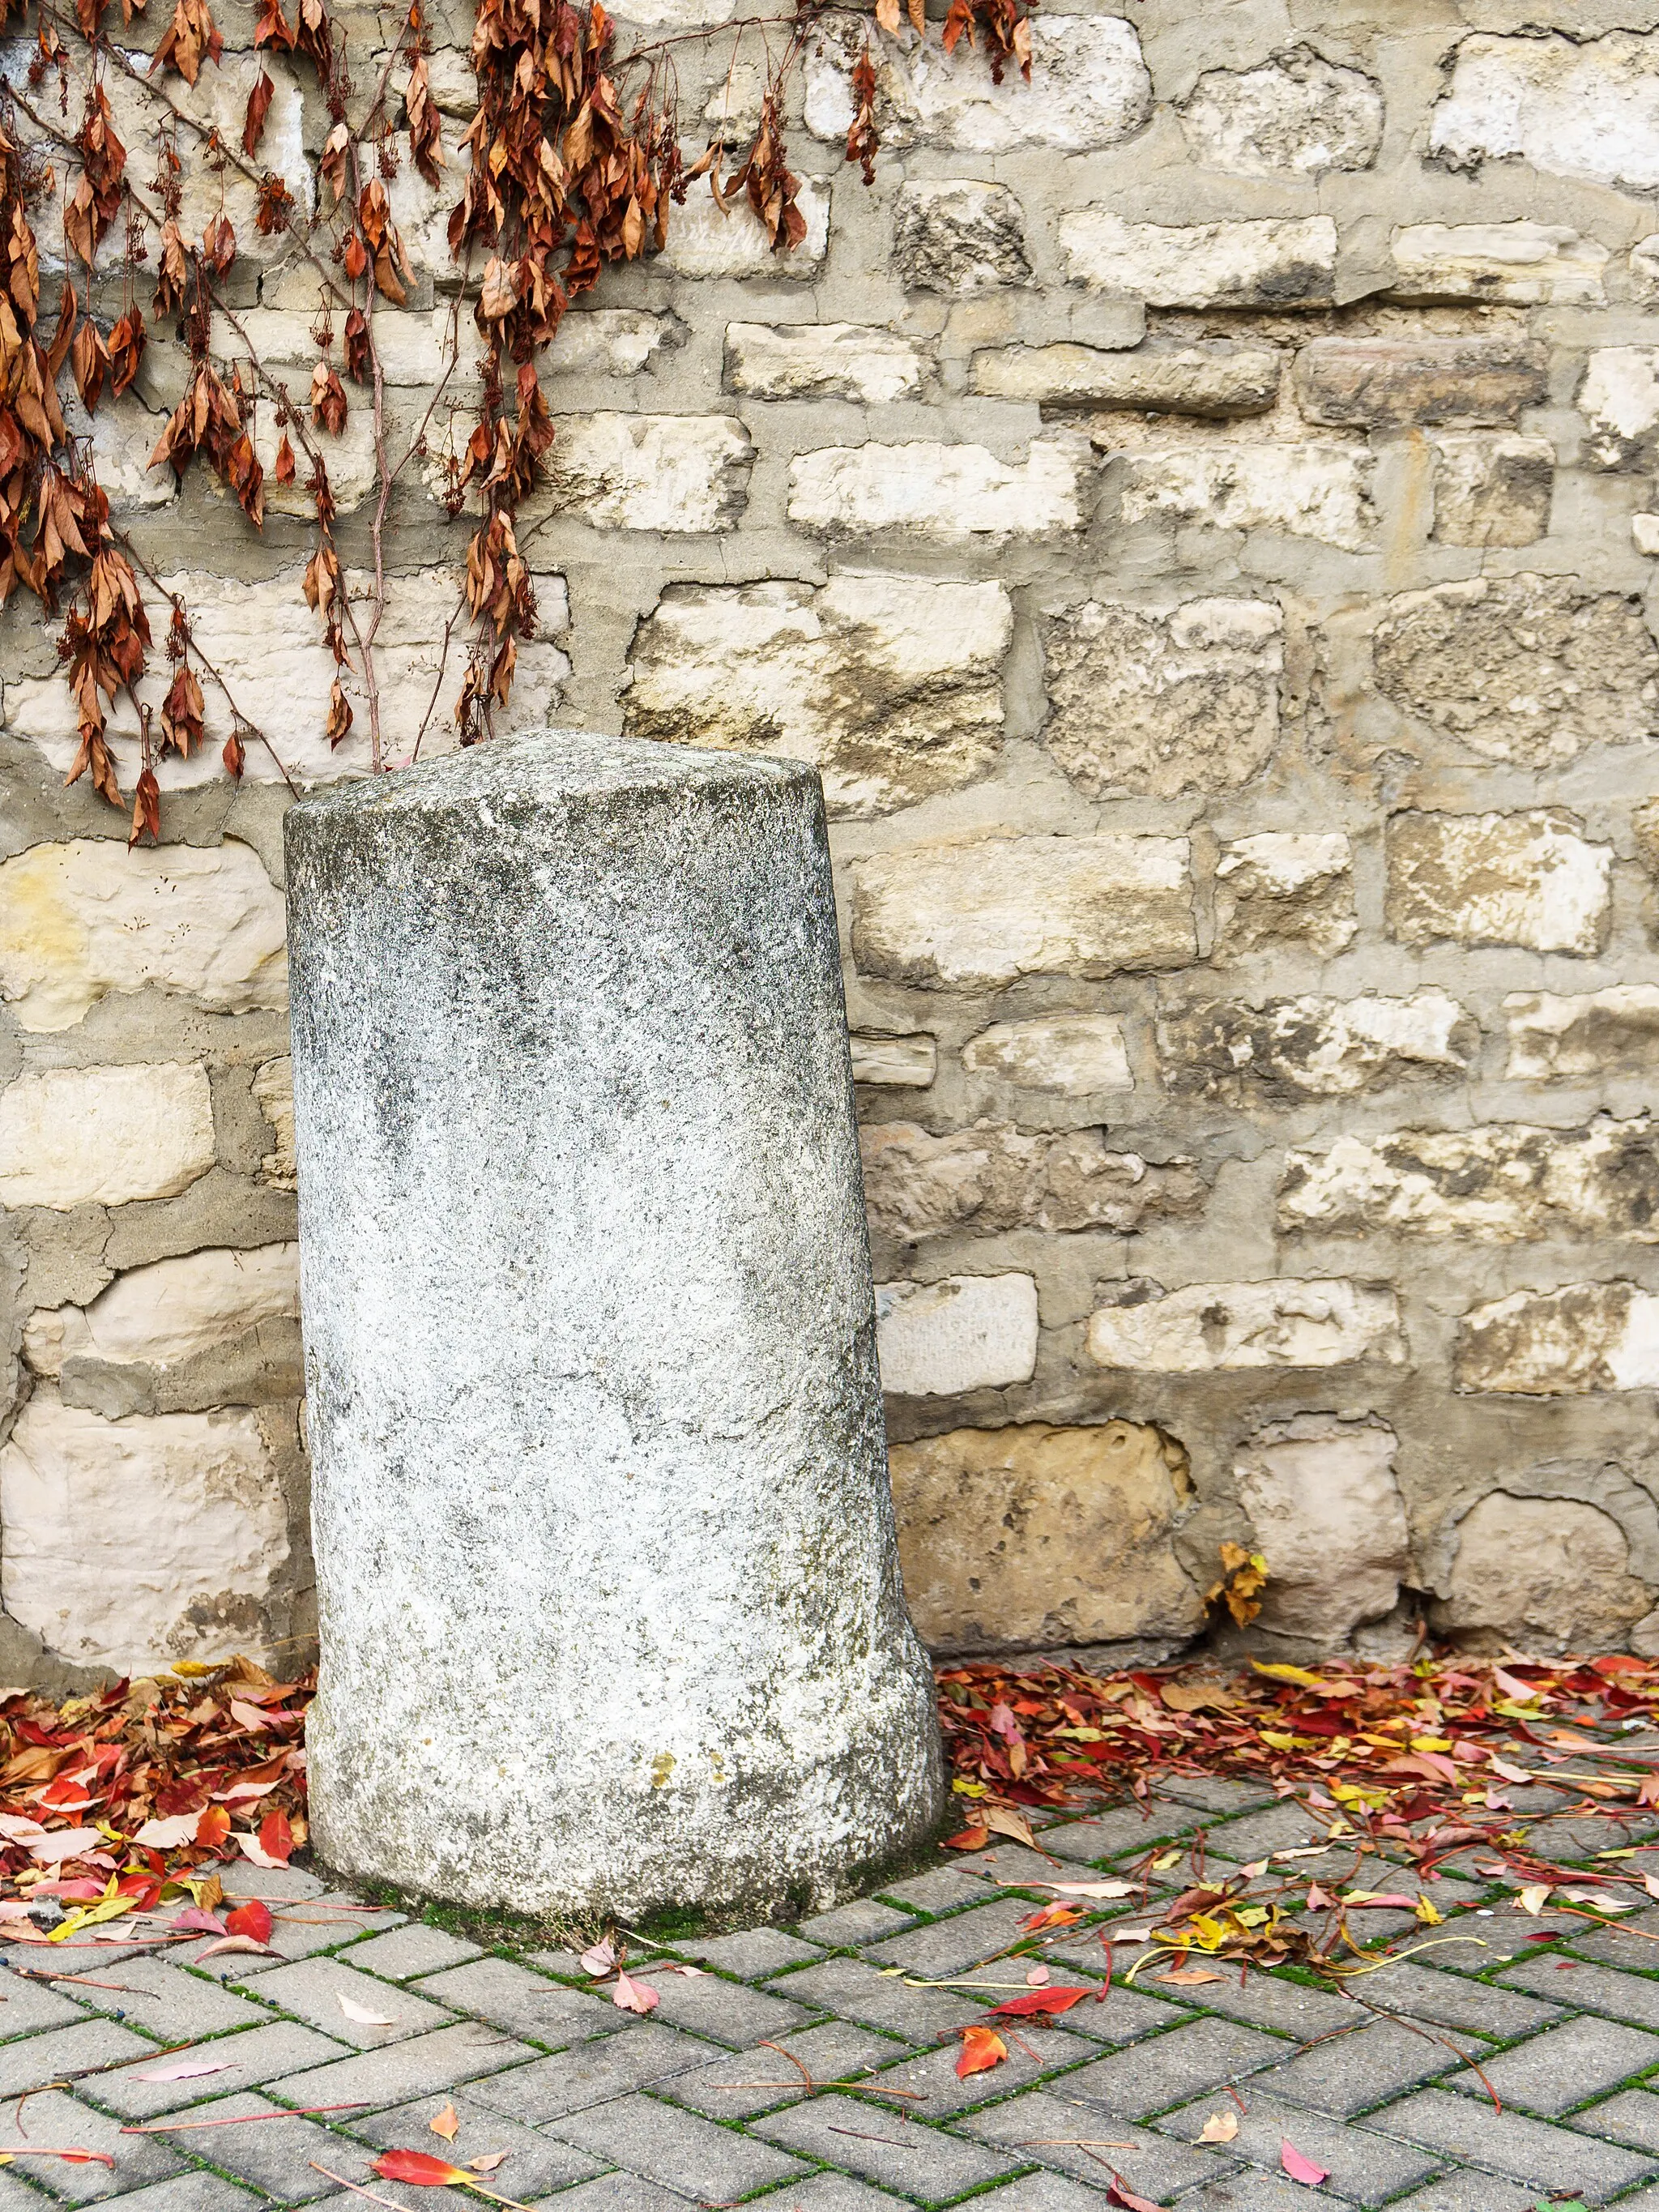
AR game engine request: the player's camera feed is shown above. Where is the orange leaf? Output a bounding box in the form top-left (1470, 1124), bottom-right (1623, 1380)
top-left (258, 1808), bottom-right (293, 1864)
top-left (941, 1825), bottom-right (990, 1851)
top-left (373, 2151), bottom-right (470, 2188)
top-left (194, 1804), bottom-right (231, 1849)
top-left (224, 1899), bottom-right (271, 1944)
top-left (429, 2104), bottom-right (459, 2142)
top-left (955, 2025), bottom-right (1007, 2079)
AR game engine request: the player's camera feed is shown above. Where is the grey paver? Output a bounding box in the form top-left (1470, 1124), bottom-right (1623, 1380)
top-left (750, 2090), bottom-right (1020, 2201)
top-left (271, 2022), bottom-right (538, 2108)
top-left (1563, 1907), bottom-right (1659, 1970)
top-left (1572, 2086), bottom-right (1659, 2151)
top-left (463, 2022), bottom-right (711, 2123)
top-left (665, 2020), bottom-right (907, 2120)
top-left (345, 2087), bottom-right (608, 2195)
top-left (1179, 2181), bottom-right (1359, 2212)
top-left (865, 1898), bottom-right (1047, 1976)
top-left (669, 1928), bottom-right (821, 1979)
top-left (1064, 2014), bottom-right (1286, 2116)
top-left (1448, 2013), bottom-right (1659, 2114)
top-left (771, 1957), bottom-right (994, 2040)
top-left (0, 2017), bottom-right (156, 2094)
top-left (1158, 1969), bottom-right (1358, 2039)
top-left (1260, 2014), bottom-right (1465, 2115)
top-left (1043, 1804), bottom-right (1200, 1864)
top-left (795, 1900), bottom-right (915, 1947)
top-left (1155, 2086), bottom-right (1441, 2206)
top-left (519, 2176), bottom-right (693, 2212)
top-left (957, 1843), bottom-right (1075, 1889)
top-left (151, 2091), bottom-right (373, 2205)
top-left (411, 1958), bottom-right (620, 2046)
top-left (1203, 1803), bottom-right (1352, 1864)
top-left (875, 1865), bottom-right (993, 1915)
top-left (4, 2088), bottom-right (184, 2203)
top-left (85, 2022), bottom-right (350, 2119)
top-left (0, 1940), bottom-right (151, 1976)
top-left (183, 1898), bottom-right (403, 1979)
top-left (1380, 2179), bottom-right (1542, 2212)
top-left (215, 1870), bottom-right (329, 1902)
top-left (958, 2088), bottom-right (1230, 2197)
top-left (743, 2177), bottom-right (911, 2212)
top-left (1352, 1958), bottom-right (1562, 2039)
top-left (66, 1959), bottom-right (276, 2043)
top-left (0, 1969), bottom-right (92, 2038)
top-left (339, 1927), bottom-right (484, 1980)
top-left (630, 1965), bottom-right (810, 2047)
top-left (88, 2177), bottom-right (268, 2212)
top-left (861, 2024), bottom-right (1098, 2115)
top-left (1503, 1952), bottom-right (1659, 2031)
top-left (970, 2180), bottom-right (1142, 2212)
top-left (1160, 1776), bottom-right (1278, 1816)
top-left (235, 1956), bottom-right (454, 2048)
top-left (548, 2091), bottom-right (809, 2197)
top-left (1017, 1982), bottom-right (1188, 2048)
top-left (1369, 2084), bottom-right (1658, 2198)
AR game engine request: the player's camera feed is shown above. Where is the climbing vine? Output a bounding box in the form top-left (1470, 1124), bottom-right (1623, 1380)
top-left (0, 0), bottom-right (1030, 839)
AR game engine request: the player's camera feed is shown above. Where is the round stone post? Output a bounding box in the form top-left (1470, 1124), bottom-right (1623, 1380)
top-left (284, 732), bottom-right (945, 1919)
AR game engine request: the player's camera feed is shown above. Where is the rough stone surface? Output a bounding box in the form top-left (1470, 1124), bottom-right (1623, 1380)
top-left (1433, 1493), bottom-right (1654, 1654)
top-left (1234, 1416), bottom-right (1409, 1643)
top-left (1385, 811), bottom-right (1612, 952)
top-left (1178, 48), bottom-right (1382, 177)
top-left (1430, 434), bottom-right (1554, 548)
top-left (859, 1122), bottom-right (1205, 1242)
top-left (1060, 213), bottom-right (1337, 307)
top-left (651, 177), bottom-right (829, 276)
top-left (850, 1035), bottom-right (936, 1089)
top-left (1578, 348), bottom-right (1659, 471)
top-left (892, 181), bottom-right (1030, 293)
top-left (539, 415), bottom-right (754, 533)
top-left (1159, 992), bottom-right (1473, 1102)
top-left (1086, 1279), bottom-right (1405, 1373)
top-left (1503, 988), bottom-right (1659, 1080)
top-left (874, 1274), bottom-right (1038, 1396)
top-left (1293, 336), bottom-right (1547, 429)
top-left (0, 1062), bottom-right (216, 1211)
top-left (787, 439), bottom-right (1085, 540)
top-left (961, 1014), bottom-right (1132, 1095)
top-left (723, 323), bottom-right (921, 404)
top-left (1430, 31), bottom-right (1659, 194)
top-left (253, 1058), bottom-right (296, 1191)
top-left (1109, 436), bottom-right (1375, 550)
top-left (970, 340), bottom-right (1281, 416)
top-left (1214, 835), bottom-right (1356, 954)
top-left (284, 732), bottom-right (944, 1916)
top-left (1455, 1281), bottom-right (1659, 1395)
top-left (1389, 221), bottom-right (1608, 305)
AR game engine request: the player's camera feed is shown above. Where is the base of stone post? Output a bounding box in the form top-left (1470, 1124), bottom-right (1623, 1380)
top-left (284, 732), bottom-right (945, 1919)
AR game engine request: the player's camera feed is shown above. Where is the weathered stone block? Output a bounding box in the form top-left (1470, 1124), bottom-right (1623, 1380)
top-left (962, 1014), bottom-right (1132, 1095)
top-left (1578, 349), bottom-right (1659, 471)
top-left (1455, 1282), bottom-right (1659, 1394)
top-left (540, 414), bottom-right (753, 532)
top-left (876, 1274), bottom-right (1038, 1395)
top-left (1214, 835), bottom-right (1356, 955)
top-left (0, 837), bottom-right (287, 1033)
top-left (624, 574), bottom-right (1011, 817)
top-left (1388, 221), bottom-right (1607, 305)
top-left (787, 439), bottom-right (1085, 540)
top-left (723, 323), bottom-right (921, 403)
top-left (1060, 213), bottom-right (1337, 308)
top-left (1279, 1117), bottom-right (1659, 1242)
top-left (652, 177), bottom-right (829, 277)
top-left (1159, 992), bottom-right (1473, 1102)
top-left (889, 1422), bottom-right (1203, 1653)
top-left (1111, 438), bottom-right (1375, 551)
top-left (1430, 31), bottom-right (1659, 194)
top-left (851, 1036), bottom-right (936, 1089)
top-left (0, 1390), bottom-right (291, 1674)
top-left (893, 181), bottom-right (1030, 293)
top-left (1504, 988), bottom-right (1659, 1079)
top-left (970, 339), bottom-right (1280, 416)
top-left (1086, 1279), bottom-right (1405, 1373)
top-left (254, 1058), bottom-right (296, 1193)
top-left (23, 1245), bottom-right (300, 1385)
top-left (1430, 433), bottom-right (1553, 548)
top-left (1292, 336), bottom-right (1547, 429)
top-left (1042, 596), bottom-right (1282, 798)
top-left (1384, 810), bottom-right (1612, 952)
top-left (804, 15), bottom-right (1153, 153)
top-left (859, 1121), bottom-right (1205, 1242)
top-left (548, 310), bottom-right (686, 378)
top-left (851, 835), bottom-right (1196, 989)
top-left (0, 1063), bottom-right (216, 1211)
top-left (1433, 1493), bottom-right (1653, 1655)
top-left (1177, 48), bottom-right (1383, 177)
top-left (1235, 1416), bottom-right (1408, 1642)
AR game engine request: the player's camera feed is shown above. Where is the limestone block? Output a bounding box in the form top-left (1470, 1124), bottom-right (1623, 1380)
top-left (1043, 596), bottom-right (1282, 798)
top-left (1636, 799), bottom-right (1659, 882)
top-left (804, 15), bottom-right (1153, 154)
top-left (962, 1014), bottom-right (1132, 1095)
top-left (0, 1063), bottom-right (215, 1211)
top-left (1455, 1282), bottom-right (1659, 1394)
top-left (1636, 515), bottom-right (1659, 557)
top-left (285, 732), bottom-right (944, 1917)
top-left (1503, 988), bottom-right (1659, 1080)
top-left (859, 1122), bottom-right (1204, 1242)
top-left (1160, 992), bottom-right (1474, 1103)
top-left (1433, 1493), bottom-right (1652, 1655)
top-left (1385, 810), bottom-right (1611, 954)
top-left (0, 838), bottom-right (287, 1034)
top-left (892, 181), bottom-right (1030, 293)
top-left (1279, 1117), bottom-right (1659, 1242)
top-left (851, 835), bottom-right (1196, 989)
top-left (1086, 1279), bottom-right (1405, 1373)
top-left (1235, 1416), bottom-right (1408, 1642)
top-left (1429, 433), bottom-right (1553, 549)
top-left (1292, 336), bottom-right (1547, 429)
top-left (1111, 439), bottom-right (1375, 552)
top-left (1060, 212), bottom-right (1337, 309)
top-left (1177, 48), bottom-right (1383, 177)
top-left (787, 438), bottom-right (1085, 541)
top-left (850, 1036), bottom-right (936, 1088)
top-left (723, 323), bottom-right (922, 404)
top-left (1633, 235), bottom-right (1659, 297)
top-left (0, 1390), bottom-right (291, 1675)
top-left (1375, 576), bottom-right (1657, 767)
top-left (250, 389), bottom-right (378, 520)
top-left (1578, 349), bottom-right (1659, 471)
top-left (875, 1274), bottom-right (1038, 1395)
top-left (546, 310), bottom-right (684, 379)
top-left (1430, 31), bottom-right (1659, 194)
top-left (253, 1058), bottom-right (296, 1192)
top-left (1389, 222), bottom-right (1607, 305)
top-left (651, 176), bottom-right (829, 277)
top-left (539, 414), bottom-right (753, 533)
top-left (1214, 834), bottom-right (1357, 955)
top-left (889, 1421), bottom-right (1203, 1654)
top-left (23, 1245), bottom-right (300, 1377)
top-left (615, 0), bottom-right (735, 28)
top-left (83, 393), bottom-right (176, 513)
top-left (624, 574), bottom-right (1012, 817)
top-left (970, 339), bottom-right (1280, 416)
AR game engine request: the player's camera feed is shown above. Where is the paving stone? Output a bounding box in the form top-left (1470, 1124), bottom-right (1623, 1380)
top-left (151, 2091), bottom-right (380, 2205)
top-left (0, 1966), bottom-right (93, 2035)
top-left (0, 2017), bottom-right (156, 2094)
top-left (1203, 1803), bottom-right (1353, 1863)
top-left (235, 1957), bottom-right (455, 2048)
top-left (271, 2022), bottom-right (538, 2108)
top-left (876, 1865), bottom-right (992, 1915)
top-left (969, 2179), bottom-right (1145, 2212)
top-left (959, 2090), bottom-right (1230, 2197)
top-left (1153, 1969), bottom-right (1358, 2039)
top-left (1260, 2013), bottom-right (1465, 2114)
top-left (669, 1928), bottom-right (821, 1978)
top-left (796, 1900), bottom-right (916, 1947)
top-left (1561, 1907), bottom-right (1659, 1969)
top-left (215, 1869), bottom-right (331, 1902)
top-left (747, 2177), bottom-right (911, 2212)
top-left (1449, 2012), bottom-right (1659, 2114)
top-left (1062, 2014), bottom-right (1286, 2115)
top-left (463, 2023), bottom-right (712, 2123)
top-left (67, 1959), bottom-right (277, 2043)
top-left (770, 1957), bottom-right (996, 2040)
top-left (87, 2022), bottom-right (351, 2119)
top-left (1156, 2086), bottom-right (1440, 2205)
top-left (8, 2089), bottom-right (184, 2202)
top-left (183, 1898), bottom-right (404, 1979)
top-left (1503, 1952), bottom-right (1659, 2030)
top-left (1044, 1803), bottom-right (1202, 1864)
top-left (1379, 2178), bottom-right (1541, 2212)
top-left (629, 1966), bottom-right (811, 2047)
top-left (410, 1959), bottom-right (617, 2046)
top-left (1351, 1958), bottom-right (1561, 2039)
top-left (1026, 1983), bottom-right (1190, 2046)
top-left (1181, 2181), bottom-right (1359, 2212)
top-left (340, 1928), bottom-right (484, 1979)
top-left (0, 1940), bottom-right (151, 1975)
top-left (665, 2020), bottom-right (909, 2120)
top-left (346, 2088), bottom-right (608, 2194)
top-left (957, 1843), bottom-right (1077, 1889)
top-left (1598, 2184), bottom-right (1659, 2212)
top-left (865, 1898), bottom-right (1046, 1977)
top-left (514, 2180), bottom-right (693, 2212)
top-left (750, 2090), bottom-right (1020, 2200)
top-left (859, 2024), bottom-right (1098, 2114)
top-left (89, 2178), bottom-right (269, 2212)
top-left (548, 2092), bottom-right (809, 2197)
top-left (1368, 2084), bottom-right (1658, 2197)
top-left (1571, 2085), bottom-right (1659, 2150)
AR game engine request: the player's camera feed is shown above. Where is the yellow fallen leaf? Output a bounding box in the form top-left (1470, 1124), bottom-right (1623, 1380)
top-left (1151, 1849), bottom-right (1182, 1871)
top-left (1415, 1896), bottom-right (1443, 1925)
top-left (1251, 1660), bottom-right (1343, 1693)
top-left (1199, 2111), bottom-right (1240, 2144)
top-left (1410, 1736), bottom-right (1452, 1753)
top-left (1517, 1885), bottom-right (1554, 1915)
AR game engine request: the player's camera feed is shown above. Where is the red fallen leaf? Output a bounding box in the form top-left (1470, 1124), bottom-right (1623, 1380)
top-left (195, 1805), bottom-right (231, 1850)
top-left (258, 1809), bottom-right (293, 1864)
top-left (985, 1986), bottom-right (1091, 2018)
top-left (612, 1971), bottom-right (658, 2015)
top-left (170, 1908), bottom-right (225, 1935)
top-left (1021, 1902), bottom-right (1084, 1932)
top-left (0, 2150), bottom-right (115, 2168)
top-left (955, 2024), bottom-right (1007, 2078)
top-left (1108, 2176), bottom-right (1165, 2212)
top-left (225, 1899), bottom-right (272, 1943)
top-left (941, 1825), bottom-right (991, 1851)
top-left (371, 2150), bottom-right (528, 2208)
top-left (1282, 2139), bottom-right (1330, 2187)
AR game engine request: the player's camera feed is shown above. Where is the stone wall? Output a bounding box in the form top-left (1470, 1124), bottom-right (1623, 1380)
top-left (6, 0), bottom-right (1659, 1680)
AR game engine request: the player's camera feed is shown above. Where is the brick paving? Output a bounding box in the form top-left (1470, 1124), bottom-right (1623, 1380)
top-left (6, 1795), bottom-right (1659, 2210)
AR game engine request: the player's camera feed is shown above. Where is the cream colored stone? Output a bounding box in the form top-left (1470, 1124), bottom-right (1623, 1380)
top-left (548, 310), bottom-right (684, 378)
top-left (625, 574), bottom-right (1011, 816)
top-left (253, 1057), bottom-right (296, 1192)
top-left (1043, 596), bottom-right (1282, 798)
top-left (1579, 348), bottom-right (1659, 471)
top-left (653, 175), bottom-right (829, 277)
top-left (1503, 988), bottom-right (1659, 1080)
top-left (1178, 49), bottom-right (1383, 177)
top-left (723, 323), bottom-right (922, 404)
top-left (0, 1390), bottom-right (290, 1674)
top-left (1235, 1416), bottom-right (1409, 1642)
top-left (1434, 1492), bottom-right (1652, 1654)
top-left (851, 835), bottom-right (1196, 989)
top-left (970, 340), bottom-right (1280, 416)
top-left (1294, 336), bottom-right (1547, 429)
top-left (859, 1122), bottom-right (1205, 1242)
top-left (1389, 222), bottom-right (1607, 305)
top-left (1455, 1281), bottom-right (1659, 1394)
top-left (0, 1064), bottom-right (215, 1211)
top-left (787, 439), bottom-right (1085, 541)
top-left (890, 1421), bottom-right (1202, 1652)
top-left (1161, 992), bottom-right (1473, 1101)
top-left (893, 180), bottom-right (1030, 294)
top-left (1111, 439), bottom-right (1375, 552)
top-left (851, 1036), bottom-right (936, 1088)
top-left (1214, 834), bottom-right (1357, 955)
top-left (615, 0), bottom-right (736, 30)
top-left (539, 415), bottom-right (753, 533)
top-left (1385, 810), bottom-right (1612, 953)
top-left (1430, 434), bottom-right (1554, 549)
top-left (1430, 31), bottom-right (1659, 194)
top-left (1279, 1117), bottom-right (1659, 1243)
top-left (876, 1273), bottom-right (1038, 1395)
top-left (1086, 1279), bottom-right (1405, 1373)
top-left (0, 838), bottom-right (287, 1033)
top-left (1635, 515), bottom-right (1659, 557)
top-left (962, 1014), bottom-right (1132, 1095)
top-left (1060, 212), bottom-right (1337, 308)
top-left (23, 1245), bottom-right (299, 1379)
